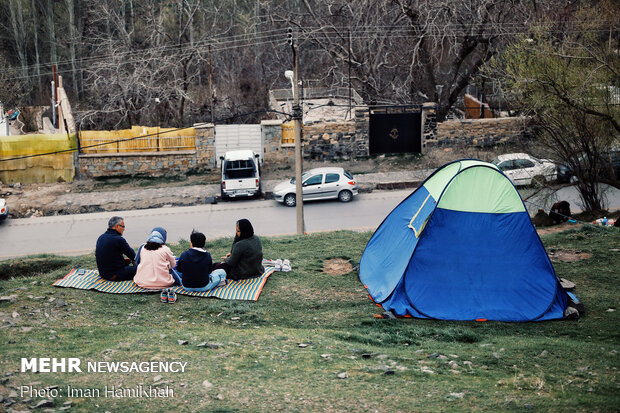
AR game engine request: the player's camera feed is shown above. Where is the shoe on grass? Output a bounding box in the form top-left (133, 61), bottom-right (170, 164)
top-left (160, 289), bottom-right (169, 303)
top-left (167, 289), bottom-right (177, 304)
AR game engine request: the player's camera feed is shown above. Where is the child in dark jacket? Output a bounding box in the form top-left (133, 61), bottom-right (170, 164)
top-left (176, 231), bottom-right (226, 292)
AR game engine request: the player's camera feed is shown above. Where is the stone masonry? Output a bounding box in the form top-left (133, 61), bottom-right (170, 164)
top-left (303, 120), bottom-right (360, 161)
top-left (427, 117), bottom-right (531, 148)
top-left (75, 110), bottom-right (532, 179)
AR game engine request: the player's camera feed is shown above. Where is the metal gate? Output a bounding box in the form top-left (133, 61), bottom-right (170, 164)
top-left (369, 107), bottom-right (422, 155)
top-left (214, 124), bottom-right (263, 166)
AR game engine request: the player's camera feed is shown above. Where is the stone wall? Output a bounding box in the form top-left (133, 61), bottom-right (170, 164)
top-left (194, 123), bottom-right (216, 168)
top-left (261, 109), bottom-right (370, 163)
top-left (426, 117), bottom-right (531, 148)
top-left (261, 107), bottom-right (371, 163)
top-left (303, 120), bottom-right (362, 161)
top-left (421, 103), bottom-right (437, 152)
top-left (261, 120), bottom-right (291, 164)
top-left (78, 123), bottom-right (216, 178)
top-left (354, 106), bottom-right (370, 157)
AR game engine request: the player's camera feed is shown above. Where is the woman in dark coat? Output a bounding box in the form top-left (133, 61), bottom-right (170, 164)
top-left (215, 219), bottom-right (264, 280)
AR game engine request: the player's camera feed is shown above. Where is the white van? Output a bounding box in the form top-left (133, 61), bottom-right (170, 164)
top-left (220, 150), bottom-right (261, 199)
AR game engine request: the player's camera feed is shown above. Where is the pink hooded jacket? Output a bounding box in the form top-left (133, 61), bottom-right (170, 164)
top-left (134, 245), bottom-right (176, 289)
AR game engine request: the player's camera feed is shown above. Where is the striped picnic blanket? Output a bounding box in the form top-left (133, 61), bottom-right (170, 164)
top-left (53, 267), bottom-right (275, 301)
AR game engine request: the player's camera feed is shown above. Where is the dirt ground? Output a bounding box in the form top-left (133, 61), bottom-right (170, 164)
top-left (3, 146), bottom-right (617, 224)
top-left (1, 147), bottom-right (500, 218)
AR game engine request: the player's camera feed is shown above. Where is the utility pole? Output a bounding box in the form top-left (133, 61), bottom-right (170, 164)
top-left (347, 28), bottom-right (352, 120)
top-left (287, 27), bottom-right (305, 235)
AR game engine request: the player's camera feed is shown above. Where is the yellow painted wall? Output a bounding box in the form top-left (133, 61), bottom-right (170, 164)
top-left (0, 134), bottom-right (76, 184)
top-left (80, 126), bottom-right (196, 153)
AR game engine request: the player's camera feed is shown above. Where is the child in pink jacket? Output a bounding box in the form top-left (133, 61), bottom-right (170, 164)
top-left (134, 227), bottom-right (178, 289)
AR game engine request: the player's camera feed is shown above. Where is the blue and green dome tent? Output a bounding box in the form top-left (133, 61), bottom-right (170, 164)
top-left (359, 159), bottom-right (570, 322)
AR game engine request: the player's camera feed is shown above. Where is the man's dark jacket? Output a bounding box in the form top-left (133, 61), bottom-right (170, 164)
top-left (176, 248), bottom-right (213, 288)
top-left (95, 229), bottom-right (136, 277)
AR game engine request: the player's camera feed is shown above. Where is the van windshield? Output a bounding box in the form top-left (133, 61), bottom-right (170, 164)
top-left (223, 159), bottom-right (256, 179)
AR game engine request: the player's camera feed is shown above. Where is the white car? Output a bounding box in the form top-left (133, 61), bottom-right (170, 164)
top-left (492, 153), bottom-right (557, 186)
top-left (219, 150), bottom-right (261, 199)
top-left (0, 198), bottom-right (8, 220)
top-left (273, 167), bottom-right (358, 207)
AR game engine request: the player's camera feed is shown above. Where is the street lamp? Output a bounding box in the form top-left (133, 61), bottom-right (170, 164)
top-left (284, 70), bottom-right (294, 99)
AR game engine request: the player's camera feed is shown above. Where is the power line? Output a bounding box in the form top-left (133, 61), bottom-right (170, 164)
top-left (0, 109), bottom-right (290, 163)
top-left (0, 30), bottom-right (289, 81)
top-left (0, 21), bottom-right (615, 82)
top-left (0, 27), bottom-right (289, 75)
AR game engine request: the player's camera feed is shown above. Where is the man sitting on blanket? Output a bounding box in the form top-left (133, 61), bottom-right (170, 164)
top-left (175, 230), bottom-right (227, 292)
top-left (95, 216), bottom-right (137, 281)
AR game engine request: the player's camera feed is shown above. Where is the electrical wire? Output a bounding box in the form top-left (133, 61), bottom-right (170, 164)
top-left (0, 108), bottom-right (291, 163)
top-left (0, 20), bottom-right (614, 81)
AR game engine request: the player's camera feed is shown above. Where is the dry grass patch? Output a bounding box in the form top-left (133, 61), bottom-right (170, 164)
top-left (548, 250), bottom-right (592, 262)
top-left (323, 258), bottom-right (353, 276)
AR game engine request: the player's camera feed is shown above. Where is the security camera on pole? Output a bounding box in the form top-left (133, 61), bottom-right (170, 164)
top-left (286, 27), bottom-right (305, 235)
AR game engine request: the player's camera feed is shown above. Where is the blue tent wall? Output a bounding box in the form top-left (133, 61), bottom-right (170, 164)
top-left (359, 185), bottom-right (437, 303)
top-left (404, 208), bottom-right (562, 321)
top-left (359, 160), bottom-right (569, 322)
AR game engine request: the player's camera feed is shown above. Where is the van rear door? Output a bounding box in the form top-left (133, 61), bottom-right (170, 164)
top-left (222, 158), bottom-right (258, 192)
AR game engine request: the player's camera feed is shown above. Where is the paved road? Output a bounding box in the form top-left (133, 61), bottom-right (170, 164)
top-left (1, 184), bottom-right (618, 261)
top-left (0, 189), bottom-right (411, 260)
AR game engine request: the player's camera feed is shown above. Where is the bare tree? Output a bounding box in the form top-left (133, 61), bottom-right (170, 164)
top-left (269, 0), bottom-right (535, 120)
top-left (487, 3), bottom-right (619, 212)
top-left (8, 0), bottom-right (28, 79)
top-left (46, 0), bottom-right (57, 66)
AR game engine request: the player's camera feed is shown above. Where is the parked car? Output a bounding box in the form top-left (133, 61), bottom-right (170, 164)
top-left (491, 153), bottom-right (557, 186)
top-left (0, 198), bottom-right (8, 220)
top-left (273, 167), bottom-right (358, 207)
top-left (556, 149), bottom-right (620, 184)
top-left (220, 150), bottom-right (261, 199)
top-left (556, 163), bottom-right (573, 184)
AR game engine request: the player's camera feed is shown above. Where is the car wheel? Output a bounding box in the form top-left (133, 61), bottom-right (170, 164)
top-left (338, 190), bottom-right (353, 202)
top-left (284, 193), bottom-right (296, 207)
top-left (532, 175), bottom-right (546, 186)
top-left (220, 187), bottom-right (228, 200)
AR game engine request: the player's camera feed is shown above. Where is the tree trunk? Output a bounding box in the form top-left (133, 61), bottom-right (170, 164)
top-left (65, 0), bottom-right (79, 97)
top-left (8, 0), bottom-right (28, 79)
top-left (47, 0), bottom-right (57, 66)
top-left (31, 0), bottom-right (42, 94)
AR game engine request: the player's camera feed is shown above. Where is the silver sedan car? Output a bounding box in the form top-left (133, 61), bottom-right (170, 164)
top-left (273, 167), bottom-right (358, 207)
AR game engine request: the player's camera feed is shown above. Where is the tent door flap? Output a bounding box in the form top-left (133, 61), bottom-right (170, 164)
top-left (408, 193), bottom-right (435, 237)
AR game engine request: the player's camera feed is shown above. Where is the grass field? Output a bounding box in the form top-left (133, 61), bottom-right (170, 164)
top-left (0, 226), bottom-right (618, 412)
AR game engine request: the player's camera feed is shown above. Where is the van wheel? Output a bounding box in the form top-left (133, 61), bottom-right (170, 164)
top-left (220, 188), bottom-right (228, 200)
top-left (338, 190), bottom-right (353, 202)
top-left (284, 193), bottom-right (296, 207)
